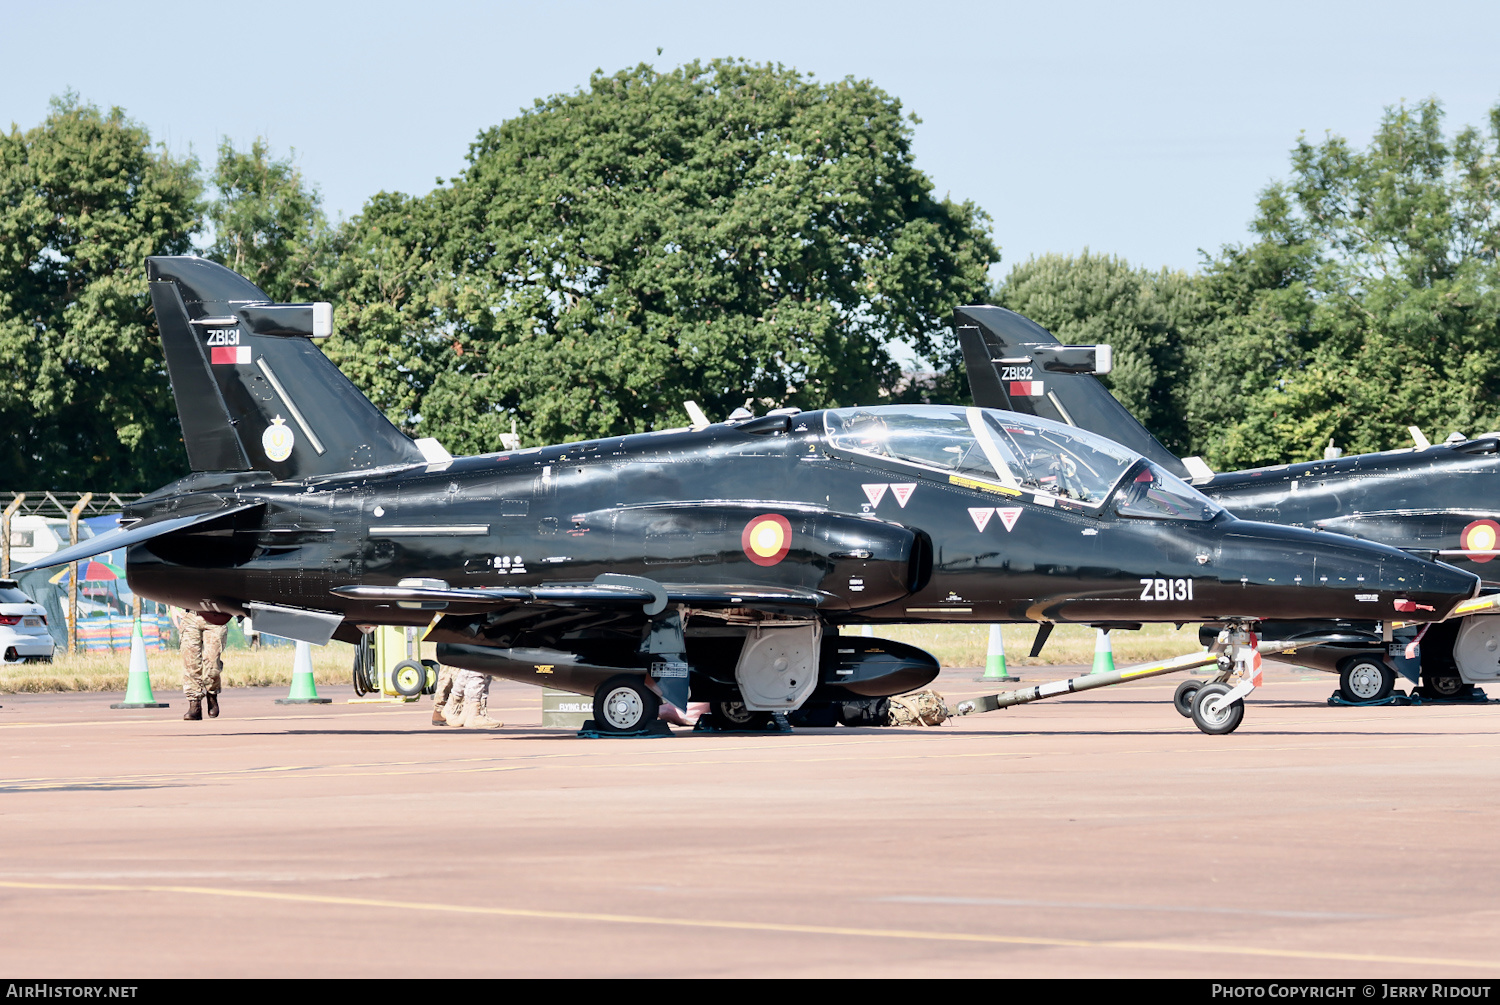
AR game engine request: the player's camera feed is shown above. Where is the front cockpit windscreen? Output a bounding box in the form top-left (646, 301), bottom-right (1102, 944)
top-left (822, 405), bottom-right (1139, 505)
top-left (1114, 461), bottom-right (1221, 521)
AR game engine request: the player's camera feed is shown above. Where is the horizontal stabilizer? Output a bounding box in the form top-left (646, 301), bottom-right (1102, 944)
top-left (244, 602), bottom-right (343, 646)
top-left (11, 503), bottom-right (264, 574)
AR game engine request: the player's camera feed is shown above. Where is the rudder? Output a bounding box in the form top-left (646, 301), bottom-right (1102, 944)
top-left (147, 256), bottom-right (426, 479)
top-left (954, 305), bottom-right (1189, 479)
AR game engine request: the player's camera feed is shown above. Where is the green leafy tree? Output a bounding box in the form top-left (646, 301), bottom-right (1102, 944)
top-left (317, 191), bottom-right (449, 434)
top-left (331, 59), bottom-right (998, 452)
top-left (993, 251), bottom-right (1206, 455)
top-left (0, 95), bottom-right (202, 490)
top-left (1188, 99), bottom-right (1500, 469)
top-left (207, 138), bottom-right (326, 301)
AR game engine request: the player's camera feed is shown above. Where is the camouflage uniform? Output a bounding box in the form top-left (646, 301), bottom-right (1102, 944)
top-left (431, 664), bottom-right (461, 725)
top-left (179, 611), bottom-right (230, 699)
top-left (442, 667), bottom-right (501, 728)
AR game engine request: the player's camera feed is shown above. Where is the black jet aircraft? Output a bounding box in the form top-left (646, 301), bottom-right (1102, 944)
top-left (956, 304), bottom-right (1500, 703)
top-left (16, 259), bottom-right (1482, 736)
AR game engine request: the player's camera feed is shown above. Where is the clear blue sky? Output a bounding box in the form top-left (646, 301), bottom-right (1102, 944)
top-left (5, 0), bottom-right (1499, 277)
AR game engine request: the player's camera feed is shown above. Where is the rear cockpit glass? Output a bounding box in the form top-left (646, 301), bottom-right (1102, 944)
top-left (977, 411), bottom-right (1134, 503)
top-left (1114, 462), bottom-right (1221, 521)
top-left (822, 405), bottom-right (1139, 506)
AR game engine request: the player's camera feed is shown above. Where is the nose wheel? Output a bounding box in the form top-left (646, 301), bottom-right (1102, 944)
top-left (1173, 679), bottom-right (1204, 718)
top-left (1190, 682), bottom-right (1245, 735)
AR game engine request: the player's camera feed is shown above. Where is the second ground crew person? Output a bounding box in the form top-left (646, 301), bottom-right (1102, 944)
top-left (175, 608), bottom-right (231, 721)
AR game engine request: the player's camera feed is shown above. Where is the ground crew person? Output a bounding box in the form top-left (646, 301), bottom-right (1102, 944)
top-left (430, 664), bottom-right (460, 726)
top-left (175, 608), bottom-right (231, 720)
top-left (432, 666), bottom-right (502, 728)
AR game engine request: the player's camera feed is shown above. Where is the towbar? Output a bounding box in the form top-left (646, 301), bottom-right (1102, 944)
top-left (951, 637), bottom-right (1344, 717)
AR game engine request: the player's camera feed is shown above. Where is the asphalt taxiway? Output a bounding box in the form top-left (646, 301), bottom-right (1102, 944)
top-left (2, 663), bottom-right (1498, 978)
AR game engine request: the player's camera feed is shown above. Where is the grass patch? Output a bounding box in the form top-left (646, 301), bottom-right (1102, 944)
top-left (0, 623), bottom-right (1202, 694)
top-left (0, 643), bottom-right (358, 694)
top-left (876, 621), bottom-right (1201, 668)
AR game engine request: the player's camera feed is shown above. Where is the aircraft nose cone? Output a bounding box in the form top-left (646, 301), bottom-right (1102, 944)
top-left (1216, 521), bottom-right (1478, 622)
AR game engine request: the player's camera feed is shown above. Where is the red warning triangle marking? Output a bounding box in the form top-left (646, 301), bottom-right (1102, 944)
top-left (996, 507), bottom-right (1022, 532)
top-left (889, 483), bottom-right (916, 508)
top-left (968, 507), bottom-right (994, 532)
top-left (862, 483), bottom-right (888, 507)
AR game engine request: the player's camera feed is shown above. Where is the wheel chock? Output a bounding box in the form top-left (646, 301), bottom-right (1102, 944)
top-left (693, 712), bottom-right (792, 733)
top-left (1329, 686), bottom-right (1495, 707)
top-left (1327, 691), bottom-right (1415, 707)
top-left (576, 718), bottom-right (674, 739)
top-left (1412, 686), bottom-right (1493, 704)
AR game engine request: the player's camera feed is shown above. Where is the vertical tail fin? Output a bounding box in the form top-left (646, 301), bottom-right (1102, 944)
top-left (147, 256), bottom-right (425, 479)
top-left (954, 305), bottom-right (1190, 479)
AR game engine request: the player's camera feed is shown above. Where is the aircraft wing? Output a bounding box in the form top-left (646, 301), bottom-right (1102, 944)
top-left (10, 502), bottom-right (264, 574)
top-left (331, 579), bottom-right (825, 613)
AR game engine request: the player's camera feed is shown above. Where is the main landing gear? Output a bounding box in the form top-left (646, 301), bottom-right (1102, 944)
top-left (580, 675), bottom-right (671, 738)
top-left (1338, 657), bottom-right (1396, 703)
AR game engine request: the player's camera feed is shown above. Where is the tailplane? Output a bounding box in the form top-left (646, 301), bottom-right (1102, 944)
top-left (147, 256), bottom-right (425, 479)
top-left (954, 305), bottom-right (1190, 479)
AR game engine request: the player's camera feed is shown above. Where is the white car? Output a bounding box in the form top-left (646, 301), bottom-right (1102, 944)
top-left (0, 579), bottom-right (55, 662)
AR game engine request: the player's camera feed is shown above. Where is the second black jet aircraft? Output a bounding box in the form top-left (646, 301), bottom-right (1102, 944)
top-left (956, 304), bottom-right (1500, 703)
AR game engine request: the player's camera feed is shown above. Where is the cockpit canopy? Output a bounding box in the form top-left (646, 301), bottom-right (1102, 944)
top-left (822, 405), bottom-right (1220, 521)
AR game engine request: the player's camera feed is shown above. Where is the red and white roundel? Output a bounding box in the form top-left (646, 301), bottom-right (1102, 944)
top-left (1461, 519), bottom-right (1500, 563)
top-left (742, 514), bottom-right (792, 566)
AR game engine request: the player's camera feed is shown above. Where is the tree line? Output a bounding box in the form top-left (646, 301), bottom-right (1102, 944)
top-left (3, 66), bottom-right (1497, 490)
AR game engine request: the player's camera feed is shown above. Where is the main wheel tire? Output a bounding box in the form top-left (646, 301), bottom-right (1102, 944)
top-left (1425, 673), bottom-right (1474, 699)
top-left (1339, 658), bottom-right (1395, 703)
top-left (392, 659), bottom-right (426, 697)
top-left (592, 675), bottom-right (661, 733)
top-left (1173, 679), bottom-right (1204, 718)
top-left (712, 699), bottom-right (773, 731)
top-left (420, 659), bottom-right (441, 695)
top-left (1191, 682), bottom-right (1245, 735)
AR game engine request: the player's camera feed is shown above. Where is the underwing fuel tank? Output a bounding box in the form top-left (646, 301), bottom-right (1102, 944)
top-left (434, 634), bottom-right (939, 700)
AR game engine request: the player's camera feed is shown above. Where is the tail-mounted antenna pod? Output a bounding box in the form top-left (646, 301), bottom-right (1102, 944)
top-left (239, 303), bottom-right (334, 339)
